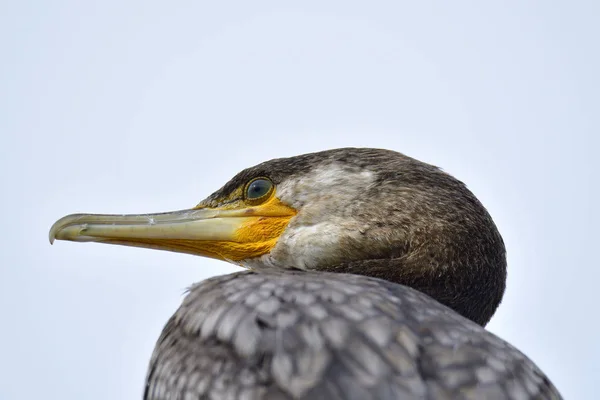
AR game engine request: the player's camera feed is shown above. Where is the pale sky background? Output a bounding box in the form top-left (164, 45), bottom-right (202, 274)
top-left (1, 1), bottom-right (598, 399)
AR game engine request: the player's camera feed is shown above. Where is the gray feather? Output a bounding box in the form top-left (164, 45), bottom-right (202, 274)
top-left (144, 271), bottom-right (560, 400)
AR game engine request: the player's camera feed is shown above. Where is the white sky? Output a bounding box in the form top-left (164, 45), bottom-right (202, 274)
top-left (1, 1), bottom-right (597, 399)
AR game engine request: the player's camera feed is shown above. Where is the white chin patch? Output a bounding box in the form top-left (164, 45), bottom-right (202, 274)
top-left (241, 163), bottom-right (376, 271)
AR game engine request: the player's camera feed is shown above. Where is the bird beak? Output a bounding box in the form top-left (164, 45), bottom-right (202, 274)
top-left (49, 199), bottom-right (297, 261)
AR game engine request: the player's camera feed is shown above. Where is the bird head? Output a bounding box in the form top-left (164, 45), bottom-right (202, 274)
top-left (50, 148), bottom-right (506, 325)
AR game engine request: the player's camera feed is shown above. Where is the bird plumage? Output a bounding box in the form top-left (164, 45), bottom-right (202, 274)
top-left (145, 271), bottom-right (558, 399)
top-left (50, 148), bottom-right (561, 399)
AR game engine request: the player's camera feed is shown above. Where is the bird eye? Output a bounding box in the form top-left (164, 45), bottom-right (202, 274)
top-left (245, 178), bottom-right (274, 202)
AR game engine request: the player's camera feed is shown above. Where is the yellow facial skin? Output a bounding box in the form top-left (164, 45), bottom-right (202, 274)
top-left (192, 196), bottom-right (297, 261)
top-left (49, 183), bottom-right (297, 262)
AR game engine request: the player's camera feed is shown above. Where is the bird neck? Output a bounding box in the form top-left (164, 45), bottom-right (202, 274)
top-left (321, 255), bottom-right (505, 326)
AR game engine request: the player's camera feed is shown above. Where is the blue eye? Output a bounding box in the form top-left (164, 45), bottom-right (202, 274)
top-left (246, 178), bottom-right (274, 201)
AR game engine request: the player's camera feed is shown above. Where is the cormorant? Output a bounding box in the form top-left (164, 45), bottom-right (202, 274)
top-left (49, 148), bottom-right (560, 399)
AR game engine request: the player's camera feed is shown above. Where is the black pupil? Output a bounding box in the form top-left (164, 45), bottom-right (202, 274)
top-left (248, 179), bottom-right (271, 199)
